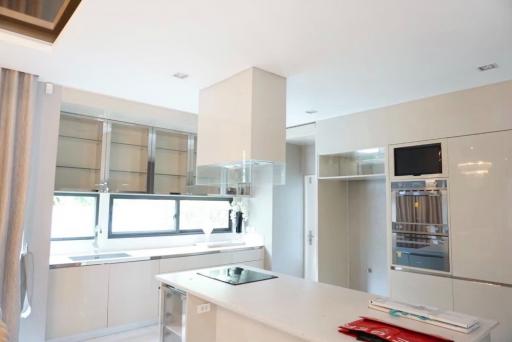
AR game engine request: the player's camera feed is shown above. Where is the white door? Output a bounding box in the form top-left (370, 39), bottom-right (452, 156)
top-left (304, 175), bottom-right (318, 281)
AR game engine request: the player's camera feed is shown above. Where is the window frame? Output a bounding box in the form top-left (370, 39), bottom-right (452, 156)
top-left (108, 194), bottom-right (232, 239)
top-left (51, 192), bottom-right (100, 241)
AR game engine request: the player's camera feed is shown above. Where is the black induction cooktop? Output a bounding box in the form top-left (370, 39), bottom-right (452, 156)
top-left (198, 267), bottom-right (277, 285)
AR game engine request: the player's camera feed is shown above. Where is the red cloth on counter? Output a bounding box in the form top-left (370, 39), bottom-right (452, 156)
top-left (338, 318), bottom-right (453, 342)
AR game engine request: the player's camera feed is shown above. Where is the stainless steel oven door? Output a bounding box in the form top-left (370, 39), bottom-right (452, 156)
top-left (391, 181), bottom-right (448, 225)
top-left (392, 231), bottom-right (449, 272)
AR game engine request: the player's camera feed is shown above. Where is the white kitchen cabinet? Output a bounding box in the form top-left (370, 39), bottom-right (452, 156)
top-left (46, 248), bottom-right (264, 340)
top-left (390, 270), bottom-right (453, 310)
top-left (46, 265), bottom-right (109, 340)
top-left (107, 260), bottom-right (160, 327)
top-left (453, 279), bottom-right (512, 342)
top-left (448, 130), bottom-right (512, 284)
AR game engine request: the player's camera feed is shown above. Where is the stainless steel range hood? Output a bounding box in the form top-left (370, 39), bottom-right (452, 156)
top-left (196, 67), bottom-right (286, 193)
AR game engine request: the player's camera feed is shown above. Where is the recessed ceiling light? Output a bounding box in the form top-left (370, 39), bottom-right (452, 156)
top-left (477, 63), bottom-right (498, 72)
top-left (305, 110), bottom-right (318, 115)
top-left (173, 72), bottom-right (189, 79)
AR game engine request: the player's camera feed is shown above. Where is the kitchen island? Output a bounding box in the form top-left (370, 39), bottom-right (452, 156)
top-left (156, 266), bottom-right (497, 342)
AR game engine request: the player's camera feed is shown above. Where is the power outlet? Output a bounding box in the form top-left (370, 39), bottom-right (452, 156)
top-left (196, 303), bottom-right (211, 314)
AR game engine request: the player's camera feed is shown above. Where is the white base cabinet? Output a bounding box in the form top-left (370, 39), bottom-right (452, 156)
top-left (390, 270), bottom-right (453, 310)
top-left (46, 248), bottom-right (264, 341)
top-left (453, 279), bottom-right (512, 342)
top-left (390, 271), bottom-right (512, 341)
top-left (108, 260), bottom-right (160, 327)
top-left (46, 265), bottom-right (109, 339)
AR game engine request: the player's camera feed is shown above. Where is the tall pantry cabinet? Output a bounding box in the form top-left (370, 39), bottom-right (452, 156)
top-left (448, 130), bottom-right (512, 342)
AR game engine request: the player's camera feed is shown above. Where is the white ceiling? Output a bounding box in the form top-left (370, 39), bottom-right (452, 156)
top-left (0, 0), bottom-right (511, 126)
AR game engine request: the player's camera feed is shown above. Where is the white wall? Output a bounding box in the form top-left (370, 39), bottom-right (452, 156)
top-left (248, 166), bottom-right (275, 270)
top-left (317, 80), bottom-right (512, 154)
top-left (300, 144), bottom-right (316, 175)
top-left (19, 83), bottom-right (61, 342)
top-left (317, 180), bottom-right (349, 287)
top-left (61, 87), bottom-right (197, 133)
top-left (347, 179), bottom-right (388, 296)
top-left (317, 178), bottom-right (388, 295)
top-left (272, 144), bottom-right (304, 277)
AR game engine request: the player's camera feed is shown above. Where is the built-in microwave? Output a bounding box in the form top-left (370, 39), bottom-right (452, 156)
top-left (390, 140), bottom-right (446, 178)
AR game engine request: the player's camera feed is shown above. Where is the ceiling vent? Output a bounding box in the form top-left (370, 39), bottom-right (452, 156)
top-left (477, 63), bottom-right (498, 72)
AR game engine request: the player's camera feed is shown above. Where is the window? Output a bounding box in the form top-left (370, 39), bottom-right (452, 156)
top-left (179, 199), bottom-right (231, 231)
top-left (109, 195), bottom-right (231, 238)
top-left (109, 196), bottom-right (177, 237)
top-left (51, 193), bottom-right (99, 240)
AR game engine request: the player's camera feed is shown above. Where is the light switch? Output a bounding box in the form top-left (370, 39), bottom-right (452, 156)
top-left (197, 303), bottom-right (211, 314)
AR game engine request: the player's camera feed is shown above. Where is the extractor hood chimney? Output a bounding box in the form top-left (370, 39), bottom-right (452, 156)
top-left (196, 67), bottom-right (286, 193)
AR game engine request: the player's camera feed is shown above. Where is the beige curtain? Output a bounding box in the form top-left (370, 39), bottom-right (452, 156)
top-left (0, 68), bottom-right (37, 342)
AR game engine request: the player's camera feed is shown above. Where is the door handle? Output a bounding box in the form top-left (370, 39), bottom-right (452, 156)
top-left (307, 230), bottom-right (314, 245)
top-left (20, 239), bottom-right (33, 319)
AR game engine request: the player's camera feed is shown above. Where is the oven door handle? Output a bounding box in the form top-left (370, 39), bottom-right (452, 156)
top-left (392, 231), bottom-right (448, 237)
top-left (396, 190), bottom-right (443, 196)
top-left (401, 251), bottom-right (445, 259)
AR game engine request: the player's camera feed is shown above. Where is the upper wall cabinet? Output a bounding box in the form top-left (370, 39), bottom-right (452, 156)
top-left (154, 129), bottom-right (191, 194)
top-left (55, 115), bottom-right (104, 191)
top-left (109, 123), bottom-right (150, 193)
top-left (448, 130), bottom-right (512, 285)
top-left (318, 147), bottom-right (385, 180)
top-left (55, 113), bottom-right (196, 194)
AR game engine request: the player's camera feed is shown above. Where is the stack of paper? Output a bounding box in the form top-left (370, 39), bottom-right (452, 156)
top-left (369, 297), bottom-right (480, 333)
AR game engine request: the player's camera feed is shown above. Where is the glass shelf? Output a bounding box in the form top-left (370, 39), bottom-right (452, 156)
top-left (319, 147), bottom-right (386, 180)
top-left (54, 113), bottom-right (200, 195)
top-left (154, 130), bottom-right (190, 195)
top-left (55, 115), bottom-right (103, 191)
top-left (109, 123), bottom-right (149, 193)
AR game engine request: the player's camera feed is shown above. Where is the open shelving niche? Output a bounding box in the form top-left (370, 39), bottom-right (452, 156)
top-left (316, 146), bottom-right (390, 296)
top-left (318, 147), bottom-right (386, 181)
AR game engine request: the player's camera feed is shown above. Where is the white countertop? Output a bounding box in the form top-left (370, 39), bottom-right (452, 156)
top-left (156, 266), bottom-right (497, 342)
top-left (49, 242), bottom-right (263, 268)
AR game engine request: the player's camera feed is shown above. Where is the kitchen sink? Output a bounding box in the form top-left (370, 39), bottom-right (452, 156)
top-left (69, 252), bottom-right (131, 261)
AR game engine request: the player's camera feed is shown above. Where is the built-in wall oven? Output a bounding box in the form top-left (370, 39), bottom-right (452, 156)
top-left (391, 179), bottom-right (449, 272)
